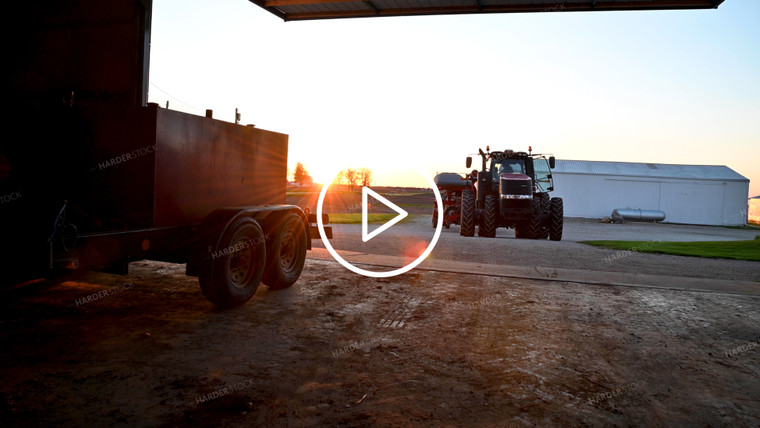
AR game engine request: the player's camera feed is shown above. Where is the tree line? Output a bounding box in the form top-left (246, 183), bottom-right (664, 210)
top-left (290, 162), bottom-right (373, 190)
top-left (333, 167), bottom-right (372, 191)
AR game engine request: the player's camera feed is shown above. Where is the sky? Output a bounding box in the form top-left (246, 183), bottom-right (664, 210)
top-left (148, 0), bottom-right (760, 197)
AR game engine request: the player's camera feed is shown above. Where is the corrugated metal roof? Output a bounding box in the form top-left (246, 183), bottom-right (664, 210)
top-left (554, 160), bottom-right (748, 182)
top-left (249, 0), bottom-right (724, 21)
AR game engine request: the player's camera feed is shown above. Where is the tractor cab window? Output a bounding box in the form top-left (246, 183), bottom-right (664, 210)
top-left (533, 158), bottom-right (553, 192)
top-left (493, 159), bottom-right (526, 180)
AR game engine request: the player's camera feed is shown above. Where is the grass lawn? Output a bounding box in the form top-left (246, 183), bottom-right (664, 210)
top-left (327, 213), bottom-right (418, 224)
top-left (379, 192), bottom-right (429, 197)
top-left (398, 203), bottom-right (431, 208)
top-left (581, 237), bottom-right (760, 262)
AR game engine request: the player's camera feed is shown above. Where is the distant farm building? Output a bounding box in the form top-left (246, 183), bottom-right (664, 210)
top-left (551, 160), bottom-right (749, 226)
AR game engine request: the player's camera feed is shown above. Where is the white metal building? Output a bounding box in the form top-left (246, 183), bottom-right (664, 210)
top-left (551, 160), bottom-right (749, 226)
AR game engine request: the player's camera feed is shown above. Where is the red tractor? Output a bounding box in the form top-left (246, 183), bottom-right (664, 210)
top-left (432, 173), bottom-right (470, 229)
top-left (460, 147), bottom-right (563, 240)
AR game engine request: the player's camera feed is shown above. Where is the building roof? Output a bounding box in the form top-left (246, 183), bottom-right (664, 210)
top-left (249, 0), bottom-right (724, 21)
top-left (554, 159), bottom-right (748, 182)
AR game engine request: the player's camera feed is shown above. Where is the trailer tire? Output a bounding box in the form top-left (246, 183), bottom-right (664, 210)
top-left (263, 212), bottom-right (307, 290)
top-left (200, 217), bottom-right (266, 307)
top-left (460, 189), bottom-right (475, 237)
top-left (549, 197), bottom-right (564, 241)
top-left (479, 194), bottom-right (497, 237)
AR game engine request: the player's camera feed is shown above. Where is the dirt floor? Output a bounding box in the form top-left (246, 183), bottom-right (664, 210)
top-left (1, 187), bottom-right (758, 427)
top-left (1, 255), bottom-right (759, 427)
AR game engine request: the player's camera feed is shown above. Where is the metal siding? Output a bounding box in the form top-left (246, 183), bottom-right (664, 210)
top-left (552, 168), bottom-right (748, 225)
top-left (154, 108), bottom-right (288, 227)
top-left (682, 182), bottom-right (725, 225)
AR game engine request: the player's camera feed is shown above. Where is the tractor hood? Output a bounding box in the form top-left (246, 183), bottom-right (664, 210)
top-left (499, 173), bottom-right (532, 199)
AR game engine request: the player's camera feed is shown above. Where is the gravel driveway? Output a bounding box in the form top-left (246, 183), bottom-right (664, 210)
top-left (315, 217), bottom-right (760, 282)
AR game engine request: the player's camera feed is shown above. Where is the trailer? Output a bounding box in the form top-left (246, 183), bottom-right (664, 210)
top-left (2, 0), bottom-right (330, 307)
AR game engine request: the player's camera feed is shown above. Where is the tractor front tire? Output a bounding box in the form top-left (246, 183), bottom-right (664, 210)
top-left (478, 194), bottom-right (497, 238)
top-left (199, 217), bottom-right (266, 308)
top-left (460, 189), bottom-right (475, 237)
top-left (526, 197), bottom-right (543, 239)
top-left (549, 197), bottom-right (564, 241)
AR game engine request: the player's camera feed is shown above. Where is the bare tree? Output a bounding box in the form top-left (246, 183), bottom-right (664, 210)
top-left (345, 168), bottom-right (357, 191)
top-left (358, 167), bottom-right (372, 187)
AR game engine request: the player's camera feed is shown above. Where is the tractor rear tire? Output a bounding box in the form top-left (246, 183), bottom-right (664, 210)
top-left (432, 210), bottom-right (438, 228)
top-left (199, 217), bottom-right (266, 308)
top-left (478, 194), bottom-right (497, 237)
top-left (549, 197), bottom-right (564, 241)
top-left (526, 197), bottom-right (543, 239)
top-left (263, 212), bottom-right (307, 290)
top-left (460, 189), bottom-right (475, 237)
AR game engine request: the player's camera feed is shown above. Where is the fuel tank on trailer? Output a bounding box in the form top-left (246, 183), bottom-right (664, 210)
top-left (80, 103), bottom-right (289, 230)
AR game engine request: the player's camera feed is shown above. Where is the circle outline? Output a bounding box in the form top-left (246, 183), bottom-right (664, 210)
top-left (317, 168), bottom-right (443, 278)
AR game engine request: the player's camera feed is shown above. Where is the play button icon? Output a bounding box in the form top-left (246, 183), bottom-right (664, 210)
top-left (362, 186), bottom-right (408, 242)
top-left (316, 167), bottom-right (444, 278)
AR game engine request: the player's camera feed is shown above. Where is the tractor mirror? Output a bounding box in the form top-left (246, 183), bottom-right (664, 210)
top-left (466, 157), bottom-right (472, 169)
top-left (549, 156), bottom-right (556, 169)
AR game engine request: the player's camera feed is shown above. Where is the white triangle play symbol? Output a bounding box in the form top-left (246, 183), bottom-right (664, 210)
top-left (362, 186), bottom-right (408, 242)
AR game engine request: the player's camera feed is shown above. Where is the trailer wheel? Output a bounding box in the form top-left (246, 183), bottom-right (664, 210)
top-left (444, 206), bottom-right (458, 229)
top-left (479, 194), bottom-right (497, 237)
top-left (549, 197), bottom-right (564, 241)
top-left (263, 212), bottom-right (307, 290)
top-left (200, 217), bottom-right (266, 307)
top-left (460, 189), bottom-right (475, 237)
